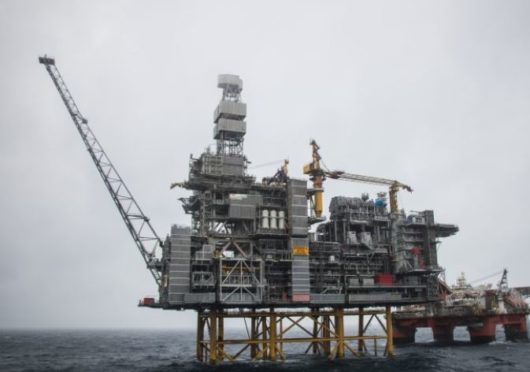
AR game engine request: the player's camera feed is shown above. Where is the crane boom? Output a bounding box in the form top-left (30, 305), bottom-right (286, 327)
top-left (39, 56), bottom-right (162, 285)
top-left (304, 140), bottom-right (412, 215)
top-left (325, 170), bottom-right (412, 213)
top-left (326, 170), bottom-right (409, 189)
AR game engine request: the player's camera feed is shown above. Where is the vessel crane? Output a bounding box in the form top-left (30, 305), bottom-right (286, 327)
top-left (468, 269), bottom-right (506, 285)
top-left (39, 55), bottom-right (163, 285)
top-left (304, 140), bottom-right (412, 216)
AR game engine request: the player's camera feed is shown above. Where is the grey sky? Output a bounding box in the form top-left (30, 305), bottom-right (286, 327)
top-left (1, 0), bottom-right (529, 329)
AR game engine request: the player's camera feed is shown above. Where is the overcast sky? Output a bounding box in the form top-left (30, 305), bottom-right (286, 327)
top-left (1, 0), bottom-right (529, 329)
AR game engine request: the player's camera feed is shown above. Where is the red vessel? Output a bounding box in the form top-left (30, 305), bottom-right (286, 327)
top-left (393, 270), bottom-right (529, 344)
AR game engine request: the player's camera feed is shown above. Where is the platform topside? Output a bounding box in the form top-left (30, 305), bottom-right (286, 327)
top-left (154, 75), bottom-right (458, 310)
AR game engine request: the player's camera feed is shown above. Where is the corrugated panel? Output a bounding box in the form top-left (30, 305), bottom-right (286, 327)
top-left (289, 205), bottom-right (307, 216)
top-left (184, 292), bottom-right (216, 304)
top-left (287, 179), bottom-right (308, 236)
top-left (291, 236), bottom-right (310, 295)
top-left (291, 237), bottom-right (308, 249)
top-left (222, 156), bottom-right (245, 166)
top-left (221, 292), bottom-right (258, 304)
top-left (222, 156), bottom-right (245, 176)
top-left (292, 260), bottom-right (309, 268)
top-left (288, 195), bottom-right (307, 204)
top-left (229, 204), bottom-right (256, 219)
top-left (291, 227), bottom-right (307, 236)
top-left (290, 216), bottom-right (307, 228)
top-left (214, 119), bottom-right (246, 139)
top-left (168, 294), bottom-right (184, 303)
top-left (347, 293), bottom-right (402, 303)
top-left (310, 294), bottom-right (345, 304)
top-left (167, 226), bottom-right (191, 305)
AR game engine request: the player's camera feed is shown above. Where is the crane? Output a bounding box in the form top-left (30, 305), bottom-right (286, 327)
top-left (39, 55), bottom-right (163, 285)
top-left (468, 269), bottom-right (506, 285)
top-left (303, 140), bottom-right (325, 217)
top-left (303, 140), bottom-right (413, 216)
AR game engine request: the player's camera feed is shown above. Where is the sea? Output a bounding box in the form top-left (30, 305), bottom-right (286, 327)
top-left (1, 327), bottom-right (529, 371)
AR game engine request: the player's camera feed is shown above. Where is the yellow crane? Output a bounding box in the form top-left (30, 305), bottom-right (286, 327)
top-left (303, 140), bottom-right (413, 216)
top-left (303, 140), bottom-right (325, 217)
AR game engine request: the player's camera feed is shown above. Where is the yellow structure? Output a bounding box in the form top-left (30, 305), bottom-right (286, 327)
top-left (196, 307), bottom-right (394, 364)
top-left (305, 140), bottom-right (413, 215)
top-left (303, 140), bottom-right (325, 218)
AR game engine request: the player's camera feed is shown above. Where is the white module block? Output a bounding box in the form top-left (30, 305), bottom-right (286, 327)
top-left (214, 101), bottom-right (247, 122)
top-left (218, 74), bottom-right (243, 91)
top-left (214, 119), bottom-right (246, 139)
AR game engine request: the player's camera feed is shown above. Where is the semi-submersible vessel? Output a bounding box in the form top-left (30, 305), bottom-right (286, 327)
top-left (40, 56), bottom-right (469, 363)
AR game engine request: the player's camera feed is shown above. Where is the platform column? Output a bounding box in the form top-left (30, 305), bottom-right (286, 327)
top-left (261, 315), bottom-right (268, 359)
top-left (250, 316), bottom-right (258, 359)
top-left (322, 314), bottom-right (331, 357)
top-left (468, 317), bottom-right (496, 344)
top-left (209, 310), bottom-right (218, 364)
top-left (358, 307), bottom-right (365, 354)
top-left (432, 324), bottom-right (455, 343)
top-left (279, 316), bottom-right (284, 357)
top-left (385, 306), bottom-right (394, 357)
top-left (270, 312), bottom-right (277, 361)
top-left (311, 310), bottom-right (319, 354)
top-left (218, 313), bottom-right (224, 361)
top-left (392, 323), bottom-right (416, 345)
top-left (196, 311), bottom-right (205, 362)
top-left (504, 315), bottom-right (528, 341)
top-left (335, 307), bottom-right (345, 359)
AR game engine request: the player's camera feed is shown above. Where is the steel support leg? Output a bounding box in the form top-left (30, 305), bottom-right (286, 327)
top-left (358, 307), bottom-right (365, 354)
top-left (335, 307), bottom-right (345, 359)
top-left (218, 313), bottom-right (224, 361)
top-left (270, 313), bottom-right (277, 361)
top-left (196, 311), bottom-right (205, 362)
top-left (279, 317), bottom-right (284, 357)
top-left (262, 315), bottom-right (268, 359)
top-left (209, 311), bottom-right (218, 364)
top-left (385, 306), bottom-right (394, 357)
top-left (312, 310), bottom-right (319, 354)
top-left (250, 317), bottom-right (258, 359)
top-left (322, 315), bottom-right (331, 358)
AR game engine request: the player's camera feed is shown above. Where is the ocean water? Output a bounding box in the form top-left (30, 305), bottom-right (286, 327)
top-left (1, 327), bottom-right (529, 371)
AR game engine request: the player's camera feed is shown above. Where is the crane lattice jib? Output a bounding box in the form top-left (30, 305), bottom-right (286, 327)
top-left (325, 171), bottom-right (412, 191)
top-left (39, 56), bottom-right (162, 285)
top-left (325, 170), bottom-right (412, 213)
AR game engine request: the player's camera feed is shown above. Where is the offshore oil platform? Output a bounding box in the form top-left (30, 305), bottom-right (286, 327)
top-left (41, 55), bottom-right (506, 364)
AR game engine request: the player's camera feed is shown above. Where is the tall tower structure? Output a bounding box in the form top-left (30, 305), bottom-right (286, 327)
top-left (214, 75), bottom-right (247, 156)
